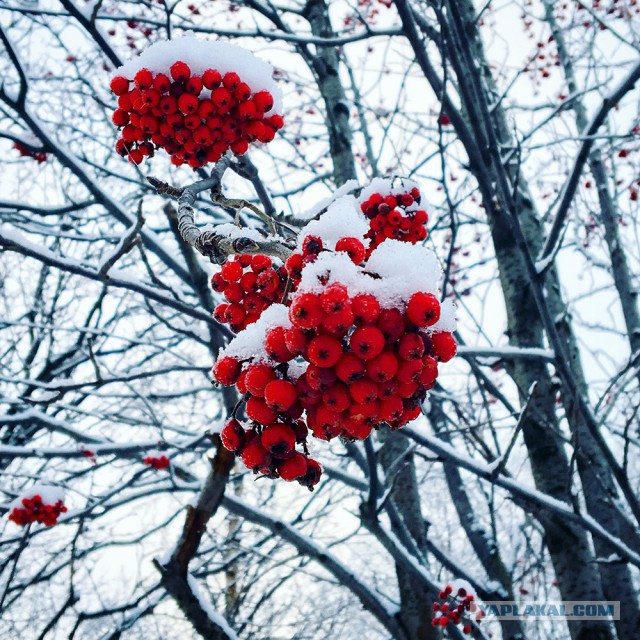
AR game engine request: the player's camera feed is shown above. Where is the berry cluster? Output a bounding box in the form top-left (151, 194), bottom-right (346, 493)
top-left (212, 251), bottom-right (456, 486)
top-left (13, 142), bottom-right (47, 164)
top-left (8, 495), bottom-right (67, 527)
top-left (110, 63), bottom-right (283, 168)
top-left (144, 454), bottom-right (170, 469)
top-left (212, 254), bottom-right (287, 332)
top-left (220, 416), bottom-right (322, 489)
top-left (431, 584), bottom-right (481, 634)
top-left (360, 186), bottom-right (428, 254)
top-left (210, 179), bottom-right (455, 489)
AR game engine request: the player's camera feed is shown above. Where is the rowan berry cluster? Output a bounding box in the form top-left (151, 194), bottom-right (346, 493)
top-left (211, 254), bottom-right (287, 332)
top-left (431, 584), bottom-right (481, 634)
top-left (13, 142), bottom-right (47, 164)
top-left (144, 454), bottom-right (170, 469)
top-left (359, 184), bottom-right (429, 255)
top-left (208, 177), bottom-right (456, 488)
top-left (110, 62), bottom-right (283, 168)
top-left (8, 495), bottom-right (67, 527)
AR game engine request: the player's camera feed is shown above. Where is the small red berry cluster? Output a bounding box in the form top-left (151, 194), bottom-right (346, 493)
top-left (221, 416), bottom-right (322, 489)
top-left (144, 454), bottom-right (170, 469)
top-left (432, 585), bottom-right (481, 634)
top-left (13, 142), bottom-right (47, 164)
top-left (211, 254), bottom-right (287, 332)
top-left (110, 63), bottom-right (283, 168)
top-left (360, 187), bottom-right (428, 255)
top-left (8, 495), bottom-right (67, 527)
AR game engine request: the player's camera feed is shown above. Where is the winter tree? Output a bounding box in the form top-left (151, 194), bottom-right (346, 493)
top-left (1, 1), bottom-right (639, 639)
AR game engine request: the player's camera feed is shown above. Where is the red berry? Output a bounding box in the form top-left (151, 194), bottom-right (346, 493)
top-left (268, 114), bottom-right (284, 130)
top-left (350, 326), bottom-right (385, 360)
top-left (352, 294), bottom-right (380, 324)
top-left (178, 93), bottom-right (199, 114)
top-left (289, 293), bottom-right (324, 329)
top-left (322, 308), bottom-right (354, 336)
top-left (398, 333), bottom-right (425, 360)
top-left (246, 120), bottom-right (266, 141)
top-left (431, 332), bottom-right (457, 362)
top-left (110, 76), bottom-right (130, 95)
top-left (307, 335), bottom-right (343, 368)
top-left (335, 237), bottom-right (366, 264)
top-left (285, 253), bottom-right (303, 280)
top-left (396, 359), bottom-right (423, 384)
top-left (407, 292), bottom-right (440, 327)
top-left (112, 109), bottom-right (130, 127)
top-left (128, 149), bottom-right (144, 165)
top-left (366, 351), bottom-right (399, 382)
top-left (265, 327), bottom-right (294, 362)
top-left (170, 61), bottom-right (191, 81)
top-left (201, 68), bottom-right (221, 89)
top-left (212, 86), bottom-right (232, 110)
top-left (222, 72), bottom-right (241, 90)
top-left (241, 440), bottom-right (271, 470)
top-left (220, 259), bottom-right (244, 283)
top-left (414, 210), bottom-right (428, 225)
top-left (264, 380), bottom-right (297, 412)
top-left (193, 125), bottom-right (212, 145)
top-left (377, 308), bottom-right (405, 343)
top-left (246, 397), bottom-right (277, 425)
top-left (302, 235), bottom-right (323, 255)
top-left (234, 82), bottom-right (252, 101)
top-left (253, 90), bottom-right (274, 112)
top-left (221, 419), bottom-right (245, 452)
top-left (153, 73), bottom-right (171, 93)
top-left (213, 304), bottom-right (228, 322)
top-left (185, 76), bottom-right (203, 95)
top-left (134, 68), bottom-right (153, 89)
top-left (261, 423), bottom-right (296, 455)
top-left (342, 418), bottom-right (372, 440)
top-left (212, 356), bottom-right (241, 385)
top-left (230, 139), bottom-right (249, 155)
top-left (284, 327), bottom-right (308, 356)
top-left (322, 383), bottom-right (351, 413)
top-left (305, 364), bottom-right (336, 392)
top-left (349, 378), bottom-right (378, 404)
top-left (244, 364), bottom-right (276, 397)
top-left (379, 396), bottom-right (404, 423)
top-left (237, 100), bottom-right (256, 119)
top-left (379, 379), bottom-right (399, 399)
top-left (419, 356), bottom-right (438, 386)
top-left (159, 95), bottom-right (178, 114)
top-left (277, 452), bottom-right (308, 480)
top-left (320, 283), bottom-right (349, 313)
top-left (298, 458), bottom-right (322, 488)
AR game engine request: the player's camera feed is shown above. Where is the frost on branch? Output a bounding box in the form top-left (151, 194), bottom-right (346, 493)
top-left (109, 35), bottom-right (284, 168)
top-left (210, 182), bottom-right (457, 489)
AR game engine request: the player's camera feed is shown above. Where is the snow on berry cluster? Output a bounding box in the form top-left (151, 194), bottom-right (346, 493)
top-left (109, 36), bottom-right (284, 168)
top-left (358, 177), bottom-right (429, 256)
top-left (8, 485), bottom-right (67, 527)
top-left (432, 583), bottom-right (482, 634)
top-left (211, 253), bottom-right (287, 332)
top-left (211, 187), bottom-right (456, 488)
